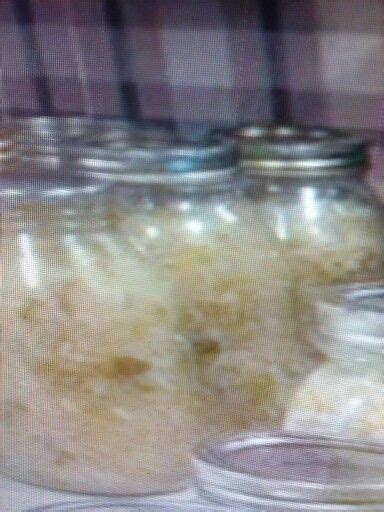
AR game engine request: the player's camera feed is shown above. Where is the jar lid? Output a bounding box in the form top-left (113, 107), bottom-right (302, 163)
top-left (77, 132), bottom-right (237, 186)
top-left (0, 173), bottom-right (107, 210)
top-left (26, 500), bottom-right (226, 511)
top-left (235, 125), bottom-right (368, 178)
top-left (312, 282), bottom-right (384, 356)
top-left (194, 432), bottom-right (384, 510)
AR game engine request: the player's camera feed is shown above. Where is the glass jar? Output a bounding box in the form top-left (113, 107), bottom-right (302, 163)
top-left (236, 125), bottom-right (384, 354)
top-left (0, 173), bottom-right (199, 495)
top-left (285, 283), bottom-right (384, 442)
top-left (80, 126), bottom-right (384, 434)
top-left (193, 432), bottom-right (384, 511)
top-left (80, 131), bottom-right (313, 433)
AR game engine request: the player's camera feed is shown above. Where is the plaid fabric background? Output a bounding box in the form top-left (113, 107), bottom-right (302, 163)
top-left (0, 0), bottom-right (383, 179)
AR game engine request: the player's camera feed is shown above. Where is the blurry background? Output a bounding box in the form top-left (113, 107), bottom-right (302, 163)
top-left (0, 0), bottom-right (383, 180)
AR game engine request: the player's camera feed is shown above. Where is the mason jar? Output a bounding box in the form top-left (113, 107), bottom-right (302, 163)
top-left (193, 432), bottom-right (384, 511)
top-left (0, 173), bottom-right (199, 495)
top-left (78, 130), bottom-right (322, 434)
top-left (236, 126), bottom-right (384, 354)
top-left (285, 283), bottom-right (384, 442)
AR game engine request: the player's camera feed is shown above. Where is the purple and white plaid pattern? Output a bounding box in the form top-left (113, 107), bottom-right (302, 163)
top-left (0, 0), bottom-right (383, 178)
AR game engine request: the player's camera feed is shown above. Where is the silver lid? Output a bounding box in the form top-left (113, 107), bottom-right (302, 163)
top-left (235, 125), bottom-right (368, 178)
top-left (78, 134), bottom-right (237, 186)
top-left (312, 282), bottom-right (384, 356)
top-left (194, 432), bottom-right (384, 510)
top-left (0, 173), bottom-right (106, 210)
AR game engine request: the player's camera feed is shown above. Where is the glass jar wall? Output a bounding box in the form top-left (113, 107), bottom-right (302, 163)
top-left (375, 178), bottom-right (384, 201)
top-left (79, 131), bottom-right (317, 434)
top-left (285, 283), bottom-right (384, 442)
top-left (193, 432), bottom-right (384, 511)
top-left (79, 125), bottom-right (384, 436)
top-left (237, 126), bottom-right (384, 357)
top-left (0, 173), bottom-right (199, 495)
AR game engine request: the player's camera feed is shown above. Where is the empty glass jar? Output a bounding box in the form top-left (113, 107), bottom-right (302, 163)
top-left (0, 173), bottom-right (198, 495)
top-left (193, 432), bottom-right (384, 511)
top-left (285, 282), bottom-right (384, 442)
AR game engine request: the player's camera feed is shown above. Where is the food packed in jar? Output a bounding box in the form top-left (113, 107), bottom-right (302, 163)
top-left (79, 125), bottom-right (384, 434)
top-left (0, 172), bottom-right (199, 495)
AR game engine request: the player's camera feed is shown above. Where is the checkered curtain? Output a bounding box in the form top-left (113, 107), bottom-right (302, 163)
top-left (0, 0), bottom-right (383, 178)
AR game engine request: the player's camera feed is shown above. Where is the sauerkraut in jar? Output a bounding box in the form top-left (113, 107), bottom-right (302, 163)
top-left (285, 283), bottom-right (384, 442)
top-left (237, 126), bottom-right (384, 347)
top-left (79, 131), bottom-right (317, 432)
top-left (0, 173), bottom-right (198, 494)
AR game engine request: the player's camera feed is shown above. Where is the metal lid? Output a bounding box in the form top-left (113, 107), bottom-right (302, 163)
top-left (235, 125), bottom-right (369, 178)
top-left (194, 432), bottom-right (384, 510)
top-left (77, 133), bottom-right (237, 186)
top-left (0, 173), bottom-right (107, 210)
top-left (26, 500), bottom-right (226, 511)
top-left (312, 282), bottom-right (384, 357)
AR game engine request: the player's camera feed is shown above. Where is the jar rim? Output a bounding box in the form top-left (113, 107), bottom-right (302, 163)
top-left (233, 125), bottom-right (368, 178)
top-left (193, 432), bottom-right (384, 510)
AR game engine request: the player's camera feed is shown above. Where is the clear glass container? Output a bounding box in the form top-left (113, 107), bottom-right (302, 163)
top-left (285, 283), bottom-right (384, 442)
top-left (0, 173), bottom-right (199, 495)
top-left (80, 131), bottom-right (307, 433)
top-left (237, 125), bottom-right (384, 358)
top-left (26, 502), bottom-right (226, 511)
top-left (193, 432), bottom-right (384, 511)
